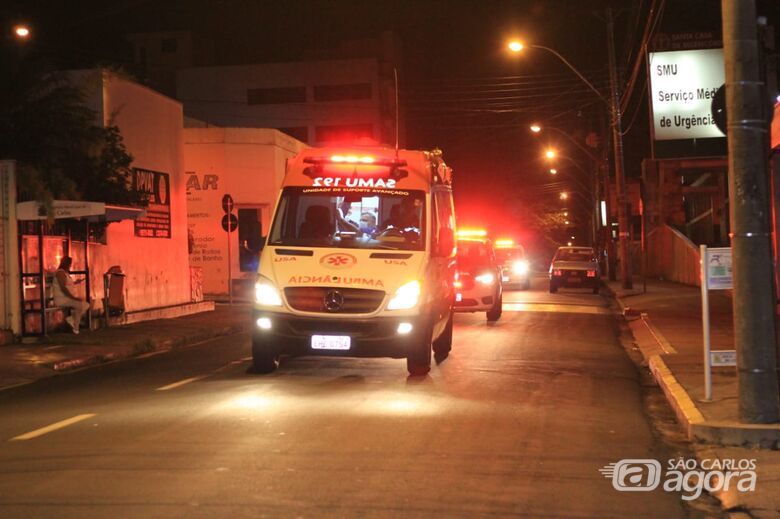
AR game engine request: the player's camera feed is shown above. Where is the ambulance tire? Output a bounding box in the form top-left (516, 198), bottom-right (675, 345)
top-left (433, 311), bottom-right (453, 363)
top-left (486, 292), bottom-right (502, 322)
top-left (251, 339), bottom-right (279, 374)
top-left (407, 321), bottom-right (433, 376)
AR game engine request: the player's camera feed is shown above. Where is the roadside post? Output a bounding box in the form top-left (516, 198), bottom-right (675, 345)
top-left (700, 245), bottom-right (734, 400)
top-left (222, 194), bottom-right (237, 305)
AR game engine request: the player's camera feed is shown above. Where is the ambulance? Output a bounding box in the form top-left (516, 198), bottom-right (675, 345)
top-left (252, 146), bottom-right (457, 376)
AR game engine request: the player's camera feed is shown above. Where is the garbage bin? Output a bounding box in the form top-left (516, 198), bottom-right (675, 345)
top-left (103, 266), bottom-right (126, 318)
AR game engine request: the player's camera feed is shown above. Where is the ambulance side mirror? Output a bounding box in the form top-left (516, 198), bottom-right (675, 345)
top-left (435, 227), bottom-right (455, 258)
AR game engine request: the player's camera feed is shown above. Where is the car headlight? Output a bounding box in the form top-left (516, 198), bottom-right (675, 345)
top-left (387, 280), bottom-right (421, 310)
top-left (255, 276), bottom-right (283, 306)
top-left (475, 272), bottom-right (495, 285)
top-left (513, 260), bottom-right (529, 275)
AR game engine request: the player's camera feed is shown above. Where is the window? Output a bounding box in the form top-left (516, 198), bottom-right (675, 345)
top-left (247, 87), bottom-right (306, 105)
top-left (315, 124), bottom-right (373, 143)
top-left (313, 83), bottom-right (372, 102)
top-left (269, 187), bottom-right (425, 251)
top-left (161, 38), bottom-right (178, 53)
top-left (277, 127), bottom-right (308, 142)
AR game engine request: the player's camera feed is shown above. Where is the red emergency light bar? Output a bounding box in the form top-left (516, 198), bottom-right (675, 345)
top-left (304, 156), bottom-right (407, 168)
top-left (302, 155), bottom-right (409, 182)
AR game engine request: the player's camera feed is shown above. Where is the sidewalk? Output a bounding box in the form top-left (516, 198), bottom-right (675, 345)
top-left (607, 278), bottom-right (780, 517)
top-left (0, 304), bottom-right (252, 391)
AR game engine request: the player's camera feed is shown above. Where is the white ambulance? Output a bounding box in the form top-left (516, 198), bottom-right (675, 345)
top-left (252, 147), bottom-right (457, 376)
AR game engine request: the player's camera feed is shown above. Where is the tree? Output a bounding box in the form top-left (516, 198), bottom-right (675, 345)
top-left (0, 48), bottom-right (146, 211)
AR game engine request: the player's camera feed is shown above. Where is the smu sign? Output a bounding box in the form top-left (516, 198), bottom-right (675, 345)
top-left (648, 49), bottom-right (725, 141)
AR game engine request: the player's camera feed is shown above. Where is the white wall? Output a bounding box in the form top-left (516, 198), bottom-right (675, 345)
top-left (183, 128), bottom-right (305, 295)
top-left (73, 71), bottom-right (192, 312)
top-left (0, 161), bottom-right (20, 337)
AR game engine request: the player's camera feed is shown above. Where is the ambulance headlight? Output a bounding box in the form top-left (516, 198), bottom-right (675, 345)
top-left (387, 280), bottom-right (421, 310)
top-left (513, 260), bottom-right (530, 275)
top-left (255, 276), bottom-right (283, 307)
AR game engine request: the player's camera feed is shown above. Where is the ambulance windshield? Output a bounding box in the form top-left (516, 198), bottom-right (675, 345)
top-left (268, 187), bottom-right (426, 251)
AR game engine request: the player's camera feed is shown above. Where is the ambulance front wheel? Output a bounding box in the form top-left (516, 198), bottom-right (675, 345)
top-left (252, 337), bottom-right (279, 374)
top-left (407, 321), bottom-right (433, 377)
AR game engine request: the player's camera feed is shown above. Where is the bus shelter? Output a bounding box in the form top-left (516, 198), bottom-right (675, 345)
top-left (16, 200), bottom-right (145, 336)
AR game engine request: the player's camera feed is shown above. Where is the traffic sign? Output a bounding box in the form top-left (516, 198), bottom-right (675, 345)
top-left (221, 213), bottom-right (238, 232)
top-left (222, 194), bottom-right (234, 213)
top-left (705, 247), bottom-right (732, 290)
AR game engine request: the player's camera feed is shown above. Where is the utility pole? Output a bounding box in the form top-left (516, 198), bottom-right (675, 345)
top-left (722, 0), bottom-right (780, 423)
top-left (606, 9), bottom-right (632, 289)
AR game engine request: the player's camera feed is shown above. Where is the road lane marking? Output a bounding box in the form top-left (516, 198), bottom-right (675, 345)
top-left (156, 375), bottom-right (208, 391)
top-left (10, 413), bottom-right (96, 441)
top-left (502, 302), bottom-right (610, 315)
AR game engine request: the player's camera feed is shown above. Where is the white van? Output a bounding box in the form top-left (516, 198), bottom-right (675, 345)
top-left (252, 146), bottom-right (457, 376)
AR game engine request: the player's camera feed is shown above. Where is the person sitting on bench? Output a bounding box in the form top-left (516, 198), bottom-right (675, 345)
top-left (53, 256), bottom-right (89, 334)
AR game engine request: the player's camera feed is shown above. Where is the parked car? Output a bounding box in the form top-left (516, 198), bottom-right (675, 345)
top-left (454, 231), bottom-right (503, 321)
top-left (549, 246), bottom-right (600, 294)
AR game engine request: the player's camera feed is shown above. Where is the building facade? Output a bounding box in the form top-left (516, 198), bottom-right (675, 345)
top-left (184, 128), bottom-right (306, 296)
top-left (177, 58), bottom-right (398, 147)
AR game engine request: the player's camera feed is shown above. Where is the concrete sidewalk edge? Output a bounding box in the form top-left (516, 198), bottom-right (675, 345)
top-left (604, 281), bottom-right (780, 449)
top-left (3, 321), bottom-right (251, 392)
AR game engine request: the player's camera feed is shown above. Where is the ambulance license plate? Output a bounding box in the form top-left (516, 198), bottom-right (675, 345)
top-left (311, 335), bottom-right (351, 350)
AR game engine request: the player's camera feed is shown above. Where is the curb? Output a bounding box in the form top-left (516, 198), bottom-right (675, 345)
top-left (605, 282), bottom-right (780, 448)
top-left (4, 321), bottom-right (251, 391)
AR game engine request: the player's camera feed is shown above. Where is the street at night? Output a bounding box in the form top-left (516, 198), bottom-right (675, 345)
top-left (0, 279), bottom-right (694, 517)
top-left (3, 0), bottom-right (780, 517)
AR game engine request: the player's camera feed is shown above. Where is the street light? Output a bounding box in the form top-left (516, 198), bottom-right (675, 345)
top-left (560, 192), bottom-right (568, 200)
top-left (545, 149), bottom-right (556, 160)
top-left (13, 25), bottom-right (30, 39)
top-left (507, 31), bottom-right (632, 289)
top-left (529, 124), bottom-right (542, 133)
top-left (549, 168), bottom-right (557, 175)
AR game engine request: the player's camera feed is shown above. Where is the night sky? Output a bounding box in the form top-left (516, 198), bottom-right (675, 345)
top-left (3, 0), bottom-right (779, 255)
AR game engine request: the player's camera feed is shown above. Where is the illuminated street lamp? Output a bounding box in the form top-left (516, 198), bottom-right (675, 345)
top-left (549, 168), bottom-right (557, 175)
top-left (567, 241), bottom-right (573, 246)
top-left (507, 33), bottom-right (632, 288)
top-left (508, 40), bottom-right (524, 52)
top-left (565, 220), bottom-right (570, 225)
top-left (13, 25), bottom-right (30, 39)
top-left (563, 211), bottom-right (568, 217)
top-left (529, 124), bottom-right (542, 133)
top-left (560, 192), bottom-right (568, 200)
top-left (571, 235), bottom-right (576, 240)
top-left (545, 149), bottom-right (556, 160)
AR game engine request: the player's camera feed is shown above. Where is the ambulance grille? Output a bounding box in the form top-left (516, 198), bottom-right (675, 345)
top-left (284, 287), bottom-right (385, 313)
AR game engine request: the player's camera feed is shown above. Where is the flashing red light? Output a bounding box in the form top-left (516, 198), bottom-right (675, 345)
top-left (586, 270), bottom-right (597, 277)
top-left (494, 238), bottom-right (514, 248)
top-left (552, 269), bottom-right (563, 277)
top-left (457, 229), bottom-right (488, 238)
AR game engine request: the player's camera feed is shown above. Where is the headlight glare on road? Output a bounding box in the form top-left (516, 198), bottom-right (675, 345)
top-left (255, 276), bottom-right (282, 306)
top-left (475, 273), bottom-right (495, 285)
top-left (387, 280), bottom-right (421, 310)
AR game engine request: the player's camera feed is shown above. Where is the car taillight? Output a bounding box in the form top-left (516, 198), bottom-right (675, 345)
top-left (553, 269), bottom-right (563, 276)
top-left (586, 270), bottom-right (596, 277)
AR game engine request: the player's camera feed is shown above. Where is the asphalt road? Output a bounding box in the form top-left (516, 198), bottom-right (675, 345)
top-left (0, 276), bottom-right (690, 518)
